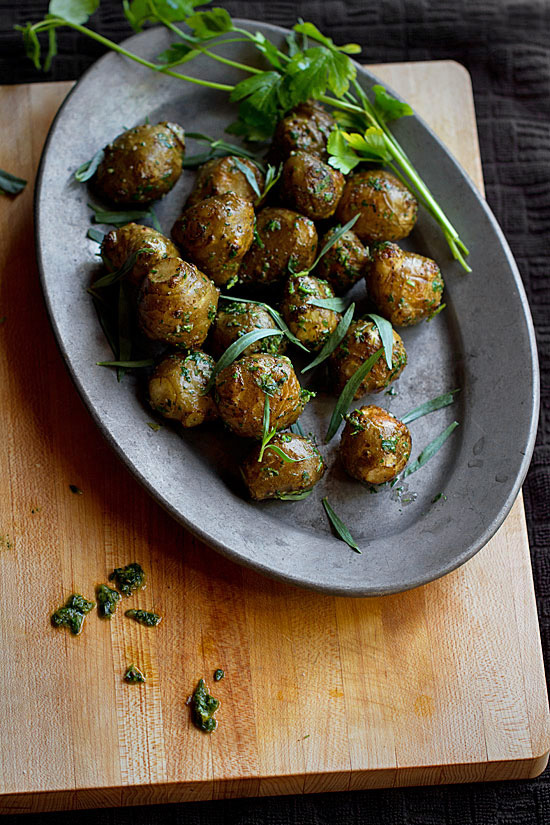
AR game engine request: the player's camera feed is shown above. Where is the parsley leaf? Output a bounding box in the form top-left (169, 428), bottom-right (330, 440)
top-left (123, 0), bottom-right (203, 31)
top-left (185, 7), bottom-right (233, 40)
top-left (372, 84), bottom-right (414, 122)
top-left (49, 0), bottom-right (99, 25)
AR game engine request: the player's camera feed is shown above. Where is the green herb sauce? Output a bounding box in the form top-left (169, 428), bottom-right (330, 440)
top-left (51, 593), bottom-right (95, 636)
top-left (125, 609), bottom-right (162, 627)
top-left (96, 584), bottom-right (121, 619)
top-left (109, 562), bottom-right (145, 597)
top-left (124, 664), bottom-right (146, 684)
top-left (191, 678), bottom-right (220, 733)
top-left (213, 669), bottom-right (225, 682)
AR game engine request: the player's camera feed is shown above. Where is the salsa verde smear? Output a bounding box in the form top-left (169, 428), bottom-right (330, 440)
top-left (51, 593), bottom-right (95, 635)
top-left (124, 664), bottom-right (146, 683)
top-left (125, 609), bottom-right (162, 627)
top-left (109, 562), bottom-right (145, 596)
top-left (191, 679), bottom-right (220, 732)
top-left (96, 584), bottom-right (121, 618)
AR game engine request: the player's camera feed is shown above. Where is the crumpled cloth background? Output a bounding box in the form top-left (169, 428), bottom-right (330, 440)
top-left (1, 0), bottom-right (549, 822)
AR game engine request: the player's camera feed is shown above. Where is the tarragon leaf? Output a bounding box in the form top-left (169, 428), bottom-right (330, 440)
top-left (325, 348), bottom-right (384, 442)
top-left (366, 313), bottom-right (393, 369)
top-left (0, 169), bottom-right (27, 196)
top-left (401, 422), bottom-right (459, 478)
top-left (302, 303), bottom-right (355, 374)
top-left (74, 148), bottom-right (104, 182)
top-left (322, 497), bottom-right (361, 553)
top-left (400, 389), bottom-right (460, 426)
top-left (231, 158), bottom-right (261, 198)
top-left (204, 328), bottom-right (283, 393)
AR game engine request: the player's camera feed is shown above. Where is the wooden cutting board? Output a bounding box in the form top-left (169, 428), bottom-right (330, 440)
top-left (0, 61), bottom-right (548, 815)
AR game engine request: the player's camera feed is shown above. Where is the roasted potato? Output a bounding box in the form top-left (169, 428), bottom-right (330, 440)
top-left (280, 273), bottom-right (341, 351)
top-left (215, 353), bottom-right (312, 439)
top-left (281, 151), bottom-right (344, 220)
top-left (336, 169), bottom-right (417, 242)
top-left (241, 433), bottom-right (325, 500)
top-left (148, 351), bottom-right (218, 428)
top-left (172, 193), bottom-right (254, 287)
top-left (137, 257), bottom-right (219, 347)
top-left (340, 405), bottom-right (412, 484)
top-left (94, 122), bottom-right (185, 204)
top-left (210, 301), bottom-right (286, 359)
top-left (186, 156), bottom-right (264, 207)
top-left (238, 207), bottom-right (318, 288)
top-left (314, 227), bottom-right (369, 294)
top-left (101, 223), bottom-right (180, 288)
top-left (365, 242), bottom-right (444, 326)
top-left (329, 320), bottom-right (407, 398)
top-left (272, 100), bottom-right (335, 160)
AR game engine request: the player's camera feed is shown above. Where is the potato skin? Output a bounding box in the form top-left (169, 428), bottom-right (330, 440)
top-left (94, 122), bottom-right (185, 204)
top-left (329, 320), bottom-right (407, 398)
top-left (241, 433), bottom-right (325, 501)
top-left (172, 193), bottom-right (254, 287)
top-left (215, 353), bottom-right (311, 439)
top-left (340, 405), bottom-right (412, 484)
top-left (365, 242), bottom-right (444, 326)
top-left (272, 100), bottom-right (335, 160)
top-left (238, 207), bottom-right (318, 288)
top-left (280, 274), bottom-right (341, 351)
top-left (281, 151), bottom-right (344, 220)
top-left (148, 351), bottom-right (218, 428)
top-left (210, 301), bottom-right (286, 359)
top-left (101, 223), bottom-right (180, 288)
top-left (336, 169), bottom-right (418, 242)
top-left (314, 227), bottom-right (369, 295)
top-left (186, 156), bottom-right (264, 207)
top-left (137, 257), bottom-right (219, 347)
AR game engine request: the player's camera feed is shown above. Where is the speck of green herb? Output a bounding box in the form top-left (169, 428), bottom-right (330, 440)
top-left (214, 669), bottom-right (225, 681)
top-left (109, 562), bottom-right (145, 597)
top-left (191, 678), bottom-right (220, 733)
top-left (124, 664), bottom-right (146, 684)
top-left (322, 497), bottom-right (361, 553)
top-left (432, 492), bottom-right (447, 503)
top-left (69, 484), bottom-right (83, 495)
top-left (147, 421), bottom-right (162, 432)
top-left (0, 168), bottom-right (27, 196)
top-left (125, 608), bottom-right (162, 627)
top-left (96, 584), bottom-right (121, 619)
top-left (427, 303), bottom-right (446, 322)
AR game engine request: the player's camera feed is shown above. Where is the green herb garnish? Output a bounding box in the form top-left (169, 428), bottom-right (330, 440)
top-left (87, 227), bottom-right (105, 244)
top-left (294, 215), bottom-right (360, 277)
top-left (88, 202), bottom-right (152, 226)
top-left (124, 664), bottom-right (146, 684)
top-left (366, 313), bottom-right (393, 369)
top-left (125, 609), bottom-right (162, 627)
top-left (147, 421), bottom-right (162, 432)
top-left (230, 157), bottom-right (262, 198)
top-left (255, 163), bottom-right (283, 207)
top-left (96, 584), bottom-right (120, 619)
top-left (219, 294), bottom-right (310, 352)
top-left (302, 302), bottom-right (355, 373)
top-left (402, 421), bottom-right (459, 478)
top-left (290, 420), bottom-right (306, 436)
top-left (427, 303), bottom-right (446, 322)
top-left (182, 131), bottom-right (260, 169)
top-left (214, 669), bottom-right (225, 681)
top-left (204, 328), bottom-right (283, 393)
top-left (322, 497), bottom-right (361, 553)
top-left (325, 348), bottom-right (384, 442)
top-left (191, 678), bottom-right (220, 733)
top-left (109, 562), bottom-right (145, 597)
top-left (0, 168), bottom-right (27, 196)
top-left (69, 484), bottom-right (83, 495)
top-left (432, 492), bottom-right (447, 503)
top-left (400, 389), bottom-right (460, 425)
top-left (276, 490), bottom-right (313, 501)
top-left (308, 296), bottom-right (349, 312)
top-left (74, 147), bottom-right (105, 182)
top-left (258, 395), bottom-right (277, 462)
top-left (92, 247), bottom-right (148, 290)
top-left (51, 593), bottom-right (95, 636)
top-left (96, 358), bottom-right (155, 369)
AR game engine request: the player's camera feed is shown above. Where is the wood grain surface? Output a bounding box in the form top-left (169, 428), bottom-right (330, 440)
top-left (0, 61), bottom-right (548, 814)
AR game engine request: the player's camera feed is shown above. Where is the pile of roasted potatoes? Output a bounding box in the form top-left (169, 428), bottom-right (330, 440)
top-left (91, 101), bottom-right (445, 501)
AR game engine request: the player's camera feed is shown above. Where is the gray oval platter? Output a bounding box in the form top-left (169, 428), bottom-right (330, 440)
top-left (35, 21), bottom-right (539, 596)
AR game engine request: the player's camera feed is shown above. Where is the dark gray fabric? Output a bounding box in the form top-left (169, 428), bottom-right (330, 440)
top-left (1, 0), bottom-right (549, 822)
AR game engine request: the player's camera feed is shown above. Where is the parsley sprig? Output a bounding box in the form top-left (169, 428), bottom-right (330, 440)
top-left (20, 2), bottom-right (468, 269)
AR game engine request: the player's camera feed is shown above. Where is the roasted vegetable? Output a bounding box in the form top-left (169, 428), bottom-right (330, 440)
top-left (365, 242), bottom-right (444, 326)
top-left (272, 100), bottom-right (335, 161)
top-left (281, 151), bottom-right (344, 220)
top-left (215, 353), bottom-right (311, 439)
top-left (138, 257), bottom-right (219, 347)
top-left (314, 227), bottom-right (369, 295)
top-left (172, 192), bottom-right (254, 286)
top-left (241, 433), bottom-right (325, 500)
top-left (329, 320), bottom-right (407, 398)
top-left (340, 405), bottom-right (412, 484)
top-left (186, 155), bottom-right (264, 207)
top-left (148, 351), bottom-right (218, 427)
top-left (238, 207), bottom-right (318, 288)
top-left (210, 301), bottom-right (287, 359)
top-left (336, 169), bottom-right (417, 243)
top-left (94, 122), bottom-right (185, 204)
top-left (280, 273), bottom-right (341, 351)
top-left (101, 223), bottom-right (180, 287)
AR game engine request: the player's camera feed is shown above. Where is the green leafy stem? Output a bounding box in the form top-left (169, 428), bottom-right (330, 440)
top-left (19, 1), bottom-right (469, 269)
